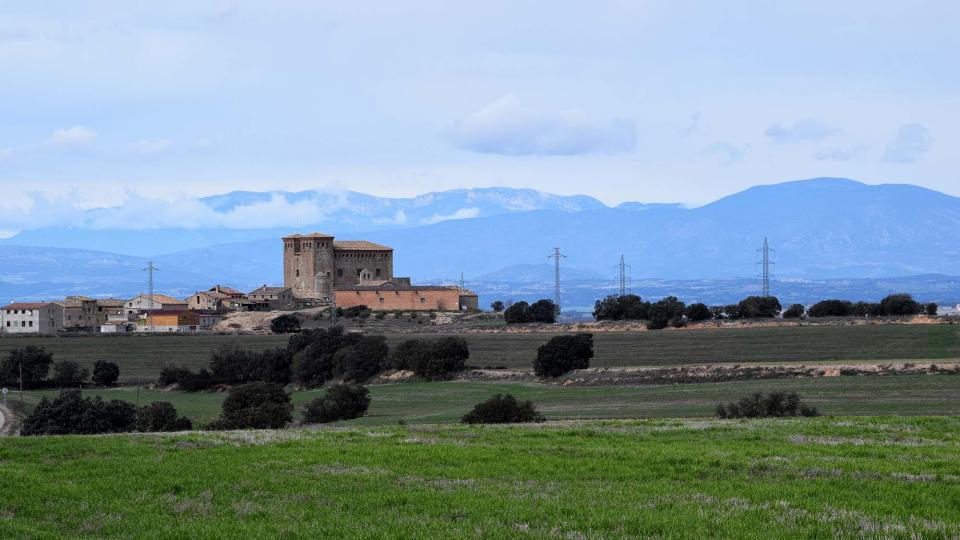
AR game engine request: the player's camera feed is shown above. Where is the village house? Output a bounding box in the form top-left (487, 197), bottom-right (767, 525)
top-left (95, 299), bottom-right (127, 325)
top-left (142, 309), bottom-right (200, 332)
top-left (1, 302), bottom-right (65, 335)
top-left (54, 297), bottom-right (98, 330)
top-left (186, 289), bottom-right (231, 311)
top-left (124, 294), bottom-right (188, 315)
top-left (248, 285), bottom-right (294, 309)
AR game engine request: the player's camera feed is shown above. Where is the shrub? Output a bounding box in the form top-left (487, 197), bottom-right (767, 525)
top-left (214, 382), bottom-right (293, 429)
top-left (138, 401), bottom-right (192, 432)
top-left (925, 303), bottom-right (938, 316)
top-left (392, 337), bottom-right (469, 380)
top-left (503, 301), bottom-right (530, 324)
top-left (290, 327), bottom-right (362, 387)
top-left (209, 346), bottom-right (292, 385)
top-left (852, 302), bottom-right (882, 317)
top-left (646, 297), bottom-right (684, 330)
top-left (527, 299), bottom-right (557, 323)
top-left (159, 366), bottom-right (191, 386)
top-left (715, 391), bottom-right (820, 419)
top-left (461, 394), bottom-right (544, 424)
top-left (808, 299), bottom-right (853, 318)
top-left (302, 384), bottom-right (371, 423)
top-left (22, 390), bottom-right (137, 435)
top-left (51, 360), bottom-right (89, 387)
top-left (684, 303), bottom-right (712, 322)
top-left (334, 335), bottom-right (389, 382)
top-left (723, 304), bottom-right (742, 320)
top-left (374, 311), bottom-right (386, 320)
top-left (490, 300), bottom-right (505, 312)
top-left (534, 333), bottom-right (593, 377)
top-left (880, 294), bottom-right (922, 316)
top-left (782, 304), bottom-right (805, 319)
top-left (91, 361), bottom-right (120, 386)
top-left (341, 306), bottom-right (370, 319)
top-left (270, 314), bottom-right (301, 334)
top-left (159, 367), bottom-right (214, 392)
top-left (737, 296), bottom-right (782, 318)
top-left (593, 294), bottom-right (650, 321)
top-left (0, 346), bottom-right (53, 389)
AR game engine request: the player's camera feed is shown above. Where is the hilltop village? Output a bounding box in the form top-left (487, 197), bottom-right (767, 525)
top-left (0, 233), bottom-right (478, 335)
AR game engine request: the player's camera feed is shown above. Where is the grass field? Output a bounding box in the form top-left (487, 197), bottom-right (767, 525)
top-left (17, 374), bottom-right (960, 426)
top-left (1, 324), bottom-right (958, 383)
top-left (1, 416), bottom-right (959, 537)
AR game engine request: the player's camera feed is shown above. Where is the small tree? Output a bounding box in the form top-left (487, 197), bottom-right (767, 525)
top-left (490, 301), bottom-right (505, 313)
top-left (303, 384), bottom-right (371, 423)
top-left (0, 346), bottom-right (53, 389)
top-left (782, 304), bottom-right (805, 319)
top-left (924, 303), bottom-right (938, 316)
top-left (684, 303), bottom-right (712, 322)
top-left (91, 361), bottom-right (120, 386)
top-left (503, 301), bottom-right (530, 324)
top-left (527, 299), bottom-right (557, 323)
top-left (51, 360), bottom-right (89, 387)
top-left (334, 335), bottom-right (389, 382)
top-left (808, 299), bottom-right (853, 318)
top-left (879, 294), bottom-right (922, 316)
top-left (738, 296), bottom-right (782, 318)
top-left (270, 314), bottom-right (301, 334)
top-left (534, 333), bottom-right (593, 377)
top-left (392, 337), bottom-right (469, 380)
top-left (215, 382), bottom-right (293, 429)
top-left (716, 391), bottom-right (819, 419)
top-left (462, 394), bottom-right (544, 424)
top-left (139, 401), bottom-right (192, 432)
top-left (21, 390), bottom-right (137, 436)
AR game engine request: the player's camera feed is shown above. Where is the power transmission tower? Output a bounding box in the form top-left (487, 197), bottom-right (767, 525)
top-left (616, 254), bottom-right (631, 296)
top-left (547, 247), bottom-right (566, 316)
top-left (458, 272), bottom-right (465, 294)
top-left (757, 238), bottom-right (775, 297)
top-left (143, 261), bottom-right (159, 330)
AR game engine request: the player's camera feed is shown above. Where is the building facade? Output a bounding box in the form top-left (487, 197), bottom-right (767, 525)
top-left (1, 302), bottom-right (65, 335)
top-left (125, 294), bottom-right (188, 315)
top-left (283, 233), bottom-right (393, 300)
top-left (55, 297), bottom-right (98, 330)
top-left (334, 281), bottom-right (479, 312)
top-left (248, 285), bottom-right (294, 309)
top-left (143, 310), bottom-right (200, 332)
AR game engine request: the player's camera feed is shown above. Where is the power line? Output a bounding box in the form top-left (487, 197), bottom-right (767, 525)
top-left (547, 247), bottom-right (566, 316)
top-left (757, 238), bottom-right (775, 297)
top-left (143, 261), bottom-right (159, 330)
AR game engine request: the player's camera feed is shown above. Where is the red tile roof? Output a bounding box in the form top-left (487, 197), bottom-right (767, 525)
top-left (333, 240), bottom-right (392, 251)
top-left (2, 302), bottom-right (56, 310)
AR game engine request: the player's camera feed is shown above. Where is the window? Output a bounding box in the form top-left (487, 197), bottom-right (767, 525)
top-left (356, 269), bottom-right (362, 276)
top-left (28, 321), bottom-right (33, 327)
top-left (337, 269), bottom-right (343, 277)
top-left (5, 321), bottom-right (9, 327)
top-left (375, 268), bottom-right (381, 277)
top-left (420, 298), bottom-right (426, 304)
top-left (295, 269), bottom-right (300, 277)
top-left (21, 321), bottom-right (26, 327)
top-left (378, 298), bottom-right (384, 304)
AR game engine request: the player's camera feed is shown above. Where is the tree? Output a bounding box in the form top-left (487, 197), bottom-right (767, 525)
top-left (21, 390), bottom-right (137, 436)
top-left (461, 394), bottom-right (544, 424)
top-left (925, 303), bottom-right (939, 316)
top-left (138, 401), bottom-right (192, 432)
top-left (782, 304), bottom-right (805, 319)
top-left (503, 301), bottom-right (530, 324)
top-left (723, 304), bottom-right (742, 320)
top-left (334, 335), bottom-right (389, 382)
top-left (716, 391), bottom-right (819, 419)
top-left (215, 382), bottom-right (293, 429)
top-left (646, 297), bottom-right (684, 330)
top-left (91, 361), bottom-right (120, 386)
top-left (527, 299), bottom-right (557, 323)
top-left (490, 301), bottom-right (505, 313)
top-left (851, 302), bottom-right (882, 317)
top-left (808, 299), bottom-right (853, 318)
top-left (684, 303), bottom-right (713, 322)
top-left (393, 337), bottom-right (469, 380)
top-left (594, 294), bottom-right (649, 321)
top-left (879, 294), bottom-right (922, 316)
top-left (737, 296), bottom-right (782, 318)
top-left (270, 314), bottom-right (301, 334)
top-left (0, 346), bottom-right (53, 389)
top-left (534, 333), bottom-right (593, 377)
top-left (209, 346), bottom-right (292, 385)
top-left (290, 326), bottom-right (363, 387)
top-left (303, 384), bottom-right (371, 423)
top-left (51, 360), bottom-right (89, 387)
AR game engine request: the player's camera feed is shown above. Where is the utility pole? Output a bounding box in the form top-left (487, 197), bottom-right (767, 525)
top-left (143, 261), bottom-right (159, 331)
top-left (617, 254), bottom-right (630, 297)
top-left (547, 247), bottom-right (566, 316)
top-left (758, 238), bottom-right (775, 297)
top-left (458, 272), bottom-right (465, 294)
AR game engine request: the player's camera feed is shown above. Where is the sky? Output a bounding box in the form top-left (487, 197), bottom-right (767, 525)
top-left (1, 1), bottom-right (958, 219)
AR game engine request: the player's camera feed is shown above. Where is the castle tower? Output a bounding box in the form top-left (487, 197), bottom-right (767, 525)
top-left (283, 232), bottom-right (335, 300)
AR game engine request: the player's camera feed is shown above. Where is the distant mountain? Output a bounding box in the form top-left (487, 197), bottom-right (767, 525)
top-left (476, 264), bottom-right (604, 283)
top-left (0, 187), bottom-right (606, 256)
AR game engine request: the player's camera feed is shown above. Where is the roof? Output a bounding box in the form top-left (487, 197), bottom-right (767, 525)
top-left (283, 232), bottom-right (334, 239)
top-left (130, 294), bottom-right (187, 305)
top-left (209, 285), bottom-right (243, 295)
top-left (2, 302), bottom-right (57, 310)
top-left (249, 285), bottom-right (291, 294)
top-left (335, 281), bottom-right (461, 293)
top-left (53, 300), bottom-right (84, 307)
top-left (193, 290), bottom-right (230, 300)
top-left (95, 299), bottom-right (126, 307)
top-left (333, 240), bottom-right (393, 251)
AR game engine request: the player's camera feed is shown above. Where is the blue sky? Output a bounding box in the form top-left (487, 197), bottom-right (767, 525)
top-left (0, 1), bottom-right (957, 215)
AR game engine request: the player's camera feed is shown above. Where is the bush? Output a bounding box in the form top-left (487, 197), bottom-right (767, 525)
top-left (715, 391), bottom-right (820, 419)
top-left (302, 384), bottom-right (371, 423)
top-left (782, 304), bottom-right (805, 319)
top-left (0, 346), bottom-right (53, 389)
top-left (270, 314), bottom-right (301, 334)
top-left (209, 346), bottom-right (292, 385)
top-left (392, 337), bottom-right (469, 380)
top-left (51, 360), bottom-right (89, 387)
top-left (593, 294), bottom-right (650, 321)
top-left (91, 361), bottom-right (120, 386)
top-left (490, 300), bottom-right (504, 312)
top-left (925, 303), bottom-right (938, 316)
top-left (158, 367), bottom-right (214, 392)
top-left (534, 333), bottom-right (593, 377)
top-left (808, 299), bottom-right (853, 318)
top-left (159, 366), bottom-right (191, 386)
top-left (852, 302), bottom-right (882, 317)
top-left (290, 327), bottom-right (363, 387)
top-left (737, 296), bottom-right (782, 318)
top-left (334, 335), bottom-right (389, 382)
top-left (138, 401), bottom-right (192, 432)
top-left (722, 304), bottom-right (742, 320)
top-left (374, 311), bottom-right (386, 320)
top-left (684, 303), bottom-right (712, 322)
top-left (214, 382), bottom-right (293, 429)
top-left (504, 299), bottom-right (557, 324)
top-left (503, 301), bottom-right (529, 324)
top-left (22, 390), bottom-right (137, 435)
top-left (880, 294), bottom-right (922, 316)
top-left (646, 296), bottom-right (684, 330)
top-left (461, 394), bottom-right (544, 424)
top-left (341, 306), bottom-right (370, 319)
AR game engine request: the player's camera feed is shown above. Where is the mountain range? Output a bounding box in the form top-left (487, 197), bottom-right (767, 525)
top-left (2, 178), bottom-right (959, 305)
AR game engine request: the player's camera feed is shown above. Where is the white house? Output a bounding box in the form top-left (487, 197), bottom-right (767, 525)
top-left (1, 302), bottom-right (65, 335)
top-left (124, 294), bottom-right (188, 315)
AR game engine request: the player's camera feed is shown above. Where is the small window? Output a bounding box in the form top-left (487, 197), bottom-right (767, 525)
top-left (21, 321), bottom-right (26, 327)
top-left (356, 269), bottom-right (362, 276)
top-left (295, 269), bottom-right (300, 277)
top-left (5, 321), bottom-right (9, 327)
top-left (375, 268), bottom-right (381, 277)
top-left (337, 269), bottom-right (343, 277)
top-left (420, 298), bottom-right (426, 304)
top-left (28, 321), bottom-right (33, 327)
top-left (379, 298), bottom-right (384, 303)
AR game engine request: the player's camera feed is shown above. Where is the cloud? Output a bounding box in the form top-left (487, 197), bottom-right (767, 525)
top-left (815, 147), bottom-right (857, 161)
top-left (49, 126), bottom-right (97, 145)
top-left (130, 138), bottom-right (172, 154)
top-left (765, 120), bottom-right (840, 144)
top-left (451, 95), bottom-right (636, 156)
top-left (679, 111), bottom-right (702, 137)
top-left (703, 142), bottom-right (748, 165)
top-left (0, 147), bottom-right (12, 159)
top-left (420, 207), bottom-right (481, 225)
top-left (883, 124), bottom-right (933, 163)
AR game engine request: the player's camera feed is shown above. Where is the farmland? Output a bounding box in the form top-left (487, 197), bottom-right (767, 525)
top-left (1, 323), bottom-right (958, 383)
top-left (2, 416), bottom-right (959, 538)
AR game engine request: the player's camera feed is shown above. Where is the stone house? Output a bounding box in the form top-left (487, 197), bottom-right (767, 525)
top-left (125, 294), bottom-right (188, 315)
top-left (95, 299), bottom-right (127, 325)
top-left (54, 297), bottom-right (98, 330)
top-left (248, 285), bottom-right (294, 309)
top-left (1, 302), bottom-right (65, 335)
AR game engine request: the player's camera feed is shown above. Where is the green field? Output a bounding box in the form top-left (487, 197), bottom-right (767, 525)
top-left (2, 416), bottom-right (959, 537)
top-left (1, 324), bottom-right (958, 383)
top-left (17, 374), bottom-right (960, 426)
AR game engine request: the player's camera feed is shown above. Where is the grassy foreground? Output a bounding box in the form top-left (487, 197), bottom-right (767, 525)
top-left (18, 374), bottom-right (960, 425)
top-left (1, 417), bottom-right (959, 538)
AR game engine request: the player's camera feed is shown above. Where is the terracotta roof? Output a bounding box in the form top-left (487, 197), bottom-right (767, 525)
top-left (209, 285), bottom-right (243, 295)
top-left (95, 299), bottom-right (125, 307)
top-left (335, 281), bottom-right (460, 292)
top-left (130, 294), bottom-right (187, 305)
top-left (249, 285), bottom-right (290, 294)
top-left (53, 300), bottom-right (84, 307)
top-left (283, 232), bottom-right (334, 239)
top-left (194, 291), bottom-right (230, 300)
top-left (333, 240), bottom-right (392, 251)
top-left (2, 302), bottom-right (57, 310)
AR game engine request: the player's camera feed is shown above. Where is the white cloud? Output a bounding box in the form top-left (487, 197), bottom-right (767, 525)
top-left (0, 147), bottom-right (12, 159)
top-left (451, 95), bottom-right (636, 156)
top-left (130, 138), bottom-right (172, 154)
top-left (49, 126), bottom-right (97, 145)
top-left (420, 207), bottom-right (481, 225)
top-left (703, 142), bottom-right (748, 165)
top-left (883, 124), bottom-right (932, 163)
top-left (765, 120), bottom-right (840, 144)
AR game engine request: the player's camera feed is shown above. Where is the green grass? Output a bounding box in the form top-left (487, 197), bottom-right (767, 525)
top-left (1, 324), bottom-right (958, 383)
top-left (1, 416), bottom-right (959, 537)
top-left (17, 374), bottom-right (960, 426)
